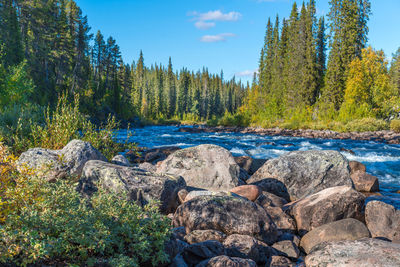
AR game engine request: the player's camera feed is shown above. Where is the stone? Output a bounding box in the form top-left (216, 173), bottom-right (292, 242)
top-left (305, 238), bottom-right (400, 267)
top-left (255, 192), bottom-right (288, 208)
top-left (17, 139), bottom-right (107, 181)
top-left (184, 190), bottom-right (244, 202)
top-left (351, 171), bottom-right (379, 192)
top-left (288, 186), bottom-right (365, 235)
top-left (272, 240), bottom-right (300, 260)
top-left (165, 237), bottom-right (189, 264)
top-left (129, 146), bottom-right (181, 164)
top-left (111, 154), bottom-right (131, 166)
top-left (365, 200), bottom-right (400, 242)
top-left (157, 144), bottom-right (240, 192)
top-left (349, 161), bottom-right (367, 174)
top-left (172, 227), bottom-right (187, 241)
top-left (276, 233), bottom-right (301, 247)
top-left (269, 256), bottom-right (295, 267)
top-left (264, 206), bottom-right (296, 233)
top-left (223, 234), bottom-right (276, 264)
top-left (229, 185), bottom-right (261, 201)
top-left (77, 160), bottom-right (186, 214)
top-left (248, 150), bottom-right (353, 201)
top-left (249, 178), bottom-right (290, 201)
top-left (173, 195), bottom-right (278, 245)
top-left (234, 156), bottom-right (267, 175)
top-left (196, 255), bottom-right (257, 267)
top-left (178, 189), bottom-right (189, 204)
top-left (182, 240), bottom-right (225, 266)
top-left (300, 218), bottom-right (371, 254)
top-left (137, 162), bottom-right (157, 172)
top-left (184, 230), bottom-right (227, 244)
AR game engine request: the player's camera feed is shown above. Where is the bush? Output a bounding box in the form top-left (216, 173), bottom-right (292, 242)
top-left (0, 173), bottom-right (171, 266)
top-left (29, 94), bottom-right (136, 159)
top-left (343, 118), bottom-right (388, 132)
top-left (390, 119), bottom-right (400, 133)
top-left (217, 111), bottom-right (250, 127)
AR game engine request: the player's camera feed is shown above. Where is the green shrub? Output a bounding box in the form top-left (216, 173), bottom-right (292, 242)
top-left (343, 118), bottom-right (388, 132)
top-left (0, 178), bottom-right (171, 267)
top-left (29, 94), bottom-right (136, 159)
top-left (390, 119), bottom-right (400, 133)
top-left (217, 111), bottom-right (250, 127)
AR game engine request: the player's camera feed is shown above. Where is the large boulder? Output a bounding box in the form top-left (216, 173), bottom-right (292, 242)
top-left (288, 186), bottom-right (365, 235)
top-left (196, 255), bottom-right (257, 267)
top-left (365, 200), bottom-right (400, 242)
top-left (300, 218), bottom-right (371, 254)
top-left (351, 171), bottom-right (379, 192)
top-left (17, 139), bottom-right (107, 180)
top-left (184, 230), bottom-right (227, 244)
top-left (182, 240), bottom-right (226, 266)
top-left (248, 150), bottom-right (353, 201)
top-left (157, 144), bottom-right (240, 192)
top-left (111, 154), bottom-right (131, 167)
top-left (172, 195), bottom-right (278, 245)
top-left (305, 238), bottom-right (400, 267)
top-left (271, 240), bottom-right (300, 260)
top-left (234, 156), bottom-right (267, 175)
top-left (77, 160), bottom-right (186, 214)
top-left (223, 234), bottom-right (276, 264)
top-left (229, 185), bottom-right (261, 202)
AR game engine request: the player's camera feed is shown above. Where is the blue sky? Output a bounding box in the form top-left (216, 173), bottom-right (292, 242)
top-left (76, 0), bottom-right (400, 83)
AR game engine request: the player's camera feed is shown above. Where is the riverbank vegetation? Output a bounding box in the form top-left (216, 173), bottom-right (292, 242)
top-left (238, 0), bottom-right (400, 131)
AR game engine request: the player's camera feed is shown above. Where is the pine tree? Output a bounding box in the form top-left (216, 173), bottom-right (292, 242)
top-left (166, 57), bottom-right (176, 118)
top-left (316, 16), bottom-right (326, 96)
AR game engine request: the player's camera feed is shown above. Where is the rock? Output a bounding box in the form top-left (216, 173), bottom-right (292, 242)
top-left (276, 233), bottom-right (301, 247)
top-left (305, 238), bottom-right (400, 267)
top-left (264, 206), bottom-right (296, 233)
top-left (248, 150), bottom-right (353, 201)
top-left (365, 200), bottom-right (400, 242)
top-left (17, 139), bottom-right (107, 181)
top-left (182, 240), bottom-right (226, 266)
top-left (111, 154), bottom-right (131, 166)
top-left (249, 178), bottom-right (290, 201)
top-left (300, 218), bottom-right (371, 254)
top-left (272, 240), bottom-right (300, 260)
top-left (234, 156), bottom-right (267, 175)
top-left (172, 227), bottom-right (187, 241)
top-left (165, 237), bottom-right (189, 264)
top-left (255, 192), bottom-right (288, 208)
top-left (349, 161), bottom-right (366, 174)
top-left (351, 171), bottom-right (379, 192)
top-left (184, 230), bottom-right (227, 244)
top-left (288, 186), bottom-right (365, 235)
top-left (340, 147), bottom-right (356, 155)
top-left (196, 255), bottom-right (257, 267)
top-left (129, 146), bottom-right (181, 164)
top-left (137, 162), bottom-right (157, 172)
top-left (178, 189), bottom-right (189, 204)
top-left (223, 234), bottom-right (276, 264)
top-left (170, 253), bottom-right (188, 267)
top-left (157, 144), bottom-right (240, 192)
top-left (77, 160), bottom-right (186, 214)
top-left (184, 190), bottom-right (244, 203)
top-left (173, 195), bottom-right (278, 245)
top-left (229, 185), bottom-right (261, 201)
top-left (269, 256), bottom-right (295, 267)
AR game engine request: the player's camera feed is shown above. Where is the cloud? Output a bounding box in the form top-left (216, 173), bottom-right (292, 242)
top-left (200, 33), bottom-right (236, 43)
top-left (189, 10), bottom-right (241, 30)
top-left (235, 69), bottom-right (258, 77)
top-left (195, 21), bottom-right (216, 30)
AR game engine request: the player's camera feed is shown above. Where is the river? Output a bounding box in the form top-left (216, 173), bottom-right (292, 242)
top-left (116, 125), bottom-right (400, 206)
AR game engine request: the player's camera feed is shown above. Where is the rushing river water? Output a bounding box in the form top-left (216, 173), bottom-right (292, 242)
top-left (116, 125), bottom-right (400, 206)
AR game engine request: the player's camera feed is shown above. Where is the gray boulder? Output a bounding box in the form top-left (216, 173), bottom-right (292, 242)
top-left (173, 195), bottom-right (278, 245)
top-left (248, 150), bottom-right (353, 201)
top-left (365, 200), bottom-right (400, 242)
top-left (77, 160), bottom-right (186, 214)
top-left (288, 186), bottom-right (365, 235)
top-left (196, 255), bottom-right (257, 267)
top-left (111, 154), bottom-right (131, 166)
top-left (184, 230), bottom-right (227, 244)
top-left (17, 139), bottom-right (106, 180)
top-left (300, 218), bottom-right (371, 254)
top-left (305, 238), bottom-right (400, 267)
top-left (157, 144), bottom-right (240, 192)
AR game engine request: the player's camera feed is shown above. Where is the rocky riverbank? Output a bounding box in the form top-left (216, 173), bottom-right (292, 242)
top-left (178, 125), bottom-right (400, 144)
top-left (18, 140), bottom-right (400, 266)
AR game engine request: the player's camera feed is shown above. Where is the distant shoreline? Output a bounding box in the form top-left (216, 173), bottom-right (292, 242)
top-left (177, 125), bottom-right (400, 144)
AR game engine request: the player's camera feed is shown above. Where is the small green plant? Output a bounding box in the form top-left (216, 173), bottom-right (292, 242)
top-left (0, 177), bottom-right (171, 267)
top-left (390, 119), bottom-right (400, 133)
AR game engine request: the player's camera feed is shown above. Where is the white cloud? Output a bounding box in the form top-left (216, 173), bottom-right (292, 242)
top-left (195, 21), bottom-right (216, 30)
top-left (200, 33), bottom-right (236, 43)
top-left (189, 10), bottom-right (241, 30)
top-left (235, 69), bottom-right (258, 77)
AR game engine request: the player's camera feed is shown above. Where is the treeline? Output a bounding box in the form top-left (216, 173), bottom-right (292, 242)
top-left (244, 0), bottom-right (400, 130)
top-left (0, 0), bottom-right (245, 123)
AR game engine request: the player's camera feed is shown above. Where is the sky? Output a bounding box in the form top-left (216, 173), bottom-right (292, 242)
top-left (76, 0), bottom-right (400, 83)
